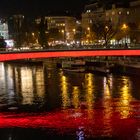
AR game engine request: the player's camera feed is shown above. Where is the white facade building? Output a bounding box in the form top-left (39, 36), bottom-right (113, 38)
top-left (0, 20), bottom-right (9, 39)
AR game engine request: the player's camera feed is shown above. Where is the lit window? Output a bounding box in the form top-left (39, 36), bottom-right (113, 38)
top-left (119, 11), bottom-right (122, 15)
top-left (86, 10), bottom-right (91, 13)
top-left (106, 13), bottom-right (109, 16)
top-left (127, 11), bottom-right (130, 15)
top-left (112, 11), bottom-right (115, 15)
top-left (89, 20), bottom-right (92, 23)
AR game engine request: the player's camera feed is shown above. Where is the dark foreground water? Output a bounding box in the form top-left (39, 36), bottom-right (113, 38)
top-left (1, 60), bottom-right (140, 139)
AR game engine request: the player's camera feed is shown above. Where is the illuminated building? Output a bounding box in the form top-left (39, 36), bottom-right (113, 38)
top-left (82, 2), bottom-right (105, 29)
top-left (8, 15), bottom-right (25, 46)
top-left (46, 16), bottom-right (76, 41)
top-left (81, 0), bottom-right (140, 44)
top-left (105, 0), bottom-right (140, 43)
top-left (0, 19), bottom-right (9, 39)
top-left (36, 16), bottom-right (77, 44)
top-left (81, 2), bottom-right (105, 45)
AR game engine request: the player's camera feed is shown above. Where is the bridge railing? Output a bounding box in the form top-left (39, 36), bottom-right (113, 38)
top-left (0, 44), bottom-right (140, 53)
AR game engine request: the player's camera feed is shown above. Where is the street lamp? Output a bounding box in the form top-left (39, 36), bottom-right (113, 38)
top-left (32, 32), bottom-right (35, 36)
top-left (105, 26), bottom-right (109, 31)
top-left (122, 24), bottom-right (128, 30)
top-left (73, 29), bottom-right (76, 34)
top-left (87, 27), bottom-right (90, 31)
top-left (61, 29), bottom-right (65, 43)
top-left (72, 29), bottom-right (76, 43)
top-left (87, 27), bottom-right (91, 44)
top-left (121, 23), bottom-right (128, 44)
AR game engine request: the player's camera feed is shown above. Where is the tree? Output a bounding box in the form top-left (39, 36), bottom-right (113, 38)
top-left (0, 36), bottom-right (6, 50)
top-left (91, 21), bottom-right (118, 47)
top-left (38, 16), bottom-right (48, 48)
top-left (74, 26), bottom-right (83, 44)
top-left (128, 22), bottom-right (139, 44)
top-left (48, 28), bottom-right (62, 42)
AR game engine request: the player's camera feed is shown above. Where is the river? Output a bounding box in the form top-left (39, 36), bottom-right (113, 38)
top-left (0, 59), bottom-right (140, 140)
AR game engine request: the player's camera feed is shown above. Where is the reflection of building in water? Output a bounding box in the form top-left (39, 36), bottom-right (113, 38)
top-left (102, 76), bottom-right (113, 136)
top-left (15, 66), bottom-right (45, 105)
top-left (20, 67), bottom-right (34, 104)
top-left (72, 86), bottom-right (80, 109)
top-left (103, 75), bottom-right (113, 99)
top-left (0, 63), bottom-right (45, 105)
top-left (136, 128), bottom-right (140, 140)
top-left (118, 76), bottom-right (133, 119)
top-left (0, 63), bottom-right (7, 91)
top-left (60, 71), bottom-right (70, 109)
top-left (34, 68), bottom-right (45, 98)
top-left (85, 73), bottom-right (94, 109)
top-left (84, 73), bottom-right (94, 119)
top-left (0, 63), bottom-right (15, 105)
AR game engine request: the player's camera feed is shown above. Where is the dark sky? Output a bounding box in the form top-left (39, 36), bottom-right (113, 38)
top-left (0, 0), bottom-right (88, 17)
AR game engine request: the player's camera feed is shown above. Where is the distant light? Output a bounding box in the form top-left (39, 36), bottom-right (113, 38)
top-left (61, 30), bottom-right (64, 33)
top-left (5, 40), bottom-right (14, 48)
top-left (32, 32), bottom-right (35, 36)
top-left (122, 24), bottom-right (128, 30)
top-left (87, 27), bottom-right (90, 31)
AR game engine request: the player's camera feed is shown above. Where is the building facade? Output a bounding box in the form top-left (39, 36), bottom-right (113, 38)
top-left (81, 2), bottom-right (106, 45)
top-left (81, 0), bottom-right (140, 45)
top-left (82, 3), bottom-right (105, 29)
top-left (46, 16), bottom-right (77, 43)
top-left (105, 0), bottom-right (140, 44)
top-left (0, 20), bottom-right (9, 40)
top-left (8, 15), bottom-right (25, 46)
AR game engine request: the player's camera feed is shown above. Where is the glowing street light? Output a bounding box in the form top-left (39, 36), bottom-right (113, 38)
top-left (105, 26), bottom-right (109, 31)
top-left (32, 32), bottom-right (35, 36)
top-left (121, 23), bottom-right (129, 44)
top-left (61, 30), bottom-right (64, 33)
top-left (61, 30), bottom-right (65, 42)
top-left (73, 29), bottom-right (76, 34)
top-left (121, 24), bottom-right (128, 30)
top-left (87, 27), bottom-right (91, 44)
top-left (87, 27), bottom-right (90, 31)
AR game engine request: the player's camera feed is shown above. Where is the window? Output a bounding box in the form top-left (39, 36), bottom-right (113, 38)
top-left (86, 10), bottom-right (91, 13)
top-left (112, 11), bottom-right (115, 15)
top-left (119, 11), bottom-right (122, 15)
top-left (106, 13), bottom-right (109, 16)
top-left (127, 11), bottom-right (130, 15)
top-left (89, 20), bottom-right (92, 24)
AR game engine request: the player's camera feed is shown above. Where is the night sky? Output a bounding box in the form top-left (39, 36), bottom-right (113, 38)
top-left (0, 0), bottom-right (88, 17)
top-left (0, 0), bottom-right (132, 17)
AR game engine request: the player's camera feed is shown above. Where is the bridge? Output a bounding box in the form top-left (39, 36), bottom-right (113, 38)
top-left (0, 48), bottom-right (140, 61)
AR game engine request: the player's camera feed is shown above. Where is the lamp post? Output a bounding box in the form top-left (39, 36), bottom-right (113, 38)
top-left (87, 27), bottom-right (90, 45)
top-left (121, 23), bottom-right (128, 45)
top-left (61, 29), bottom-right (65, 43)
top-left (73, 29), bottom-right (76, 43)
top-left (105, 26), bottom-right (109, 47)
top-left (73, 29), bottom-right (76, 34)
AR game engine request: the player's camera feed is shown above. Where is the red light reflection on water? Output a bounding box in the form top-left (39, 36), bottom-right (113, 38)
top-left (0, 106), bottom-right (139, 139)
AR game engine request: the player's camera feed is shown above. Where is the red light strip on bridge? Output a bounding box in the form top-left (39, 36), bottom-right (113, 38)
top-left (0, 50), bottom-right (140, 61)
